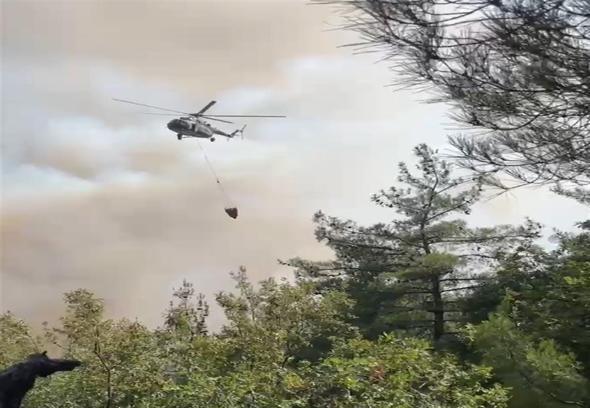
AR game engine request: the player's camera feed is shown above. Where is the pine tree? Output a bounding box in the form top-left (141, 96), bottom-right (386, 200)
top-left (291, 144), bottom-right (539, 341)
top-left (164, 280), bottom-right (209, 338)
top-left (317, 0), bottom-right (590, 202)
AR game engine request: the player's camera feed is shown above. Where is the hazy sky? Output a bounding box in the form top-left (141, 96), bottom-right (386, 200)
top-left (1, 0), bottom-right (588, 329)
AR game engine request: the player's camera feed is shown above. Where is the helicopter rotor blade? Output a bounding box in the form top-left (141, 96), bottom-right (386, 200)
top-left (114, 98), bottom-right (285, 122)
top-left (203, 114), bottom-right (286, 118)
top-left (193, 100), bottom-right (217, 116)
top-left (140, 112), bottom-right (179, 116)
top-left (201, 115), bottom-right (234, 124)
top-left (139, 112), bottom-right (233, 124)
top-left (113, 98), bottom-right (190, 115)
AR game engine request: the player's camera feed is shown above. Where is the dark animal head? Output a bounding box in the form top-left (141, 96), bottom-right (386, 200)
top-left (25, 351), bottom-right (82, 377)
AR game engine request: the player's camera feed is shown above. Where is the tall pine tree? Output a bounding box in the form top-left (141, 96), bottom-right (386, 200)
top-left (163, 279), bottom-right (209, 338)
top-left (290, 144), bottom-right (539, 341)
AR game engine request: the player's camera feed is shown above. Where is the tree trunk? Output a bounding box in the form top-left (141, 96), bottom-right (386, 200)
top-left (431, 275), bottom-right (444, 341)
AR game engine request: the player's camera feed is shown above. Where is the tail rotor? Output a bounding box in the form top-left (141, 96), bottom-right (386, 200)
top-left (231, 124), bottom-right (247, 140)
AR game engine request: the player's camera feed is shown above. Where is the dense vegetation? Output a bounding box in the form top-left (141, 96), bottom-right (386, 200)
top-left (2, 146), bottom-right (589, 407)
top-left (3, 0), bottom-right (590, 406)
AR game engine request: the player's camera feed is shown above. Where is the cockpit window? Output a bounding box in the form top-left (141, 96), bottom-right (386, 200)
top-left (172, 119), bottom-right (189, 129)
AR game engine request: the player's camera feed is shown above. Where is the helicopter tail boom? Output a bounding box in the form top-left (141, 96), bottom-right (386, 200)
top-left (230, 125), bottom-right (247, 139)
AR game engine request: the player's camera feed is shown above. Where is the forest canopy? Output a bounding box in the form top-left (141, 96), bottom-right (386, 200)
top-left (2, 147), bottom-right (589, 407)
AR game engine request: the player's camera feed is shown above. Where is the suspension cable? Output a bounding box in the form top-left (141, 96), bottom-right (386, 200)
top-left (195, 140), bottom-right (238, 218)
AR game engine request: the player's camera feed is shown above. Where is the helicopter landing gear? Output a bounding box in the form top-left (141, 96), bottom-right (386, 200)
top-left (177, 134), bottom-right (182, 140)
top-left (210, 137), bottom-right (216, 142)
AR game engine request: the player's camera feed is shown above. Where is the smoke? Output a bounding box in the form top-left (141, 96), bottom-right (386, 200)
top-left (2, 0), bottom-right (587, 330)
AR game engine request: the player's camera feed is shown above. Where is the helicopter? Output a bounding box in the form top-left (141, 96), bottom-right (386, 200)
top-left (113, 98), bottom-right (285, 142)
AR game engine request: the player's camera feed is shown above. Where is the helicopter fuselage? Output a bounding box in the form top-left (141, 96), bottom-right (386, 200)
top-left (167, 117), bottom-right (215, 139)
top-left (114, 97), bottom-right (284, 141)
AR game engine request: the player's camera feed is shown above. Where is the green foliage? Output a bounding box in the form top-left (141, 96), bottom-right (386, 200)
top-left (0, 312), bottom-right (42, 366)
top-left (511, 230), bottom-right (590, 378)
top-left (216, 266), bottom-right (358, 364)
top-left (462, 228), bottom-right (590, 372)
top-left (2, 269), bottom-right (511, 408)
top-left (466, 309), bottom-right (590, 408)
top-left (298, 334), bottom-right (509, 408)
top-left (459, 243), bottom-right (548, 324)
top-left (4, 234), bottom-right (587, 408)
top-left (457, 227), bottom-right (590, 407)
top-left (155, 332), bottom-right (510, 408)
top-left (27, 290), bottom-right (167, 408)
top-left (291, 145), bottom-right (538, 340)
top-left (163, 279), bottom-right (209, 338)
